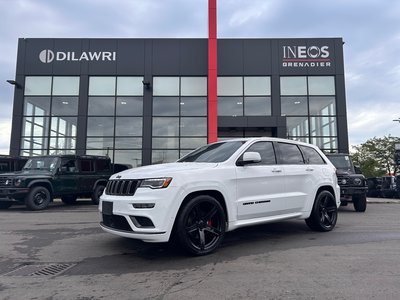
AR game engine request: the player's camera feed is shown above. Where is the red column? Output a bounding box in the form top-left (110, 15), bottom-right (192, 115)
top-left (208, 0), bottom-right (217, 143)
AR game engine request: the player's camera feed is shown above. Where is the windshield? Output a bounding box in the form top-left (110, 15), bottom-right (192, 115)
top-left (178, 141), bottom-right (245, 163)
top-left (23, 157), bottom-right (59, 171)
top-left (328, 155), bottom-right (353, 171)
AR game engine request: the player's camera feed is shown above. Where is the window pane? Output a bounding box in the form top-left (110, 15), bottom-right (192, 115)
top-left (25, 76), bottom-right (52, 95)
top-left (52, 97), bottom-right (78, 115)
top-left (153, 77), bottom-right (179, 96)
top-left (24, 97), bottom-right (51, 116)
top-left (115, 117), bottom-right (142, 136)
top-left (218, 97), bottom-right (243, 116)
top-left (49, 137), bottom-right (76, 149)
top-left (311, 137), bottom-right (337, 151)
top-left (88, 97), bottom-right (115, 115)
top-left (152, 150), bottom-right (179, 164)
top-left (115, 137), bottom-right (142, 148)
top-left (180, 97), bottom-right (207, 116)
top-left (153, 117), bottom-right (179, 136)
top-left (300, 146), bottom-right (325, 164)
top-left (87, 117), bottom-right (114, 136)
top-left (308, 76), bottom-right (335, 95)
top-left (180, 117), bottom-right (207, 136)
top-left (86, 149), bottom-right (114, 159)
top-left (153, 97), bottom-right (179, 116)
top-left (218, 77), bottom-right (243, 96)
top-left (52, 77), bottom-right (80, 96)
top-left (116, 97), bottom-right (143, 116)
top-left (86, 137), bottom-right (114, 149)
top-left (280, 77), bottom-right (307, 95)
top-left (244, 97), bottom-right (271, 116)
top-left (244, 77), bottom-right (271, 95)
top-left (180, 138), bottom-right (207, 149)
top-left (117, 77), bottom-right (143, 96)
top-left (277, 143), bottom-right (304, 164)
top-left (281, 97), bottom-right (308, 116)
top-left (114, 150), bottom-right (142, 167)
top-left (50, 117), bottom-right (77, 136)
top-left (310, 116), bottom-right (337, 136)
top-left (181, 77), bottom-right (207, 96)
top-left (152, 138), bottom-right (179, 149)
top-left (89, 77), bottom-right (116, 95)
top-left (244, 141), bottom-right (276, 165)
top-left (309, 97), bottom-right (336, 115)
top-left (287, 116), bottom-right (309, 136)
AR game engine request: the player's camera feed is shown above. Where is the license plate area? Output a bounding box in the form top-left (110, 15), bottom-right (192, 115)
top-left (102, 201), bottom-right (113, 215)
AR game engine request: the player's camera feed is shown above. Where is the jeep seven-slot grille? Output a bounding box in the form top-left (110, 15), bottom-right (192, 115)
top-left (105, 179), bottom-right (139, 196)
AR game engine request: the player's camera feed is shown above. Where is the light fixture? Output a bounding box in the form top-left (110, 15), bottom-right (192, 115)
top-left (142, 80), bottom-right (151, 89)
top-left (6, 80), bottom-right (22, 89)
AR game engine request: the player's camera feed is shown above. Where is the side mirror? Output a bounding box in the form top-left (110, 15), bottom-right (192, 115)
top-left (238, 152), bottom-right (262, 166)
top-left (354, 165), bottom-right (362, 174)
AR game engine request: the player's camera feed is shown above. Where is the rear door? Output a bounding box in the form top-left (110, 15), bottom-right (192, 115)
top-left (235, 141), bottom-right (286, 220)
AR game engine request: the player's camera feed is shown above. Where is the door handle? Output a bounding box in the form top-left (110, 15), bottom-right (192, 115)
top-left (306, 167), bottom-right (314, 171)
top-left (272, 168), bottom-right (282, 173)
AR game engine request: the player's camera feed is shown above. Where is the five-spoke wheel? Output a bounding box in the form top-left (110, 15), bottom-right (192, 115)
top-left (306, 190), bottom-right (338, 232)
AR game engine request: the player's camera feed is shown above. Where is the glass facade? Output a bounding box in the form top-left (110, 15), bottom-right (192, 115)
top-left (281, 76), bottom-right (337, 152)
top-left (152, 77), bottom-right (207, 164)
top-left (21, 76), bottom-right (79, 156)
top-left (86, 76), bottom-right (143, 167)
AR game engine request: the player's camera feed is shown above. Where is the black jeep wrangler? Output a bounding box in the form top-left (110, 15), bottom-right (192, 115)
top-left (326, 153), bottom-right (367, 212)
top-left (0, 155), bottom-right (28, 174)
top-left (0, 155), bottom-right (113, 210)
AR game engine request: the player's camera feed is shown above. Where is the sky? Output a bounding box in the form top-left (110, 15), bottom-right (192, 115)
top-left (0, 0), bottom-right (399, 154)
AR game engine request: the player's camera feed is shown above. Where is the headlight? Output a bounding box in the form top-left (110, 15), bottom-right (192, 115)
top-left (353, 178), bottom-right (362, 186)
top-left (139, 178), bottom-right (172, 189)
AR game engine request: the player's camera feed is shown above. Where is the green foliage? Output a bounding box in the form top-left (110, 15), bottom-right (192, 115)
top-left (351, 135), bottom-right (400, 177)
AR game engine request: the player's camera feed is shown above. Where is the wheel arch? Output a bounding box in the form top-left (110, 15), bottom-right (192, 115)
top-left (27, 180), bottom-right (54, 197)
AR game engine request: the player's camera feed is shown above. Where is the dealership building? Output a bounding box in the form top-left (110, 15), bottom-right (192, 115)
top-left (8, 37), bottom-right (348, 167)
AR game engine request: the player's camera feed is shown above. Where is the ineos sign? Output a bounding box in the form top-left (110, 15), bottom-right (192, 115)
top-left (282, 45), bottom-right (331, 68)
top-left (39, 49), bottom-right (116, 63)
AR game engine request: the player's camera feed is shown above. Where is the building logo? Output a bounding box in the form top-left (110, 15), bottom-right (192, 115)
top-left (39, 49), bottom-right (116, 63)
top-left (282, 45), bottom-right (331, 68)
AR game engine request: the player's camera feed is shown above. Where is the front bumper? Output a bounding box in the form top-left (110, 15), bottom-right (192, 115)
top-left (0, 187), bottom-right (29, 202)
top-left (98, 186), bottom-right (182, 243)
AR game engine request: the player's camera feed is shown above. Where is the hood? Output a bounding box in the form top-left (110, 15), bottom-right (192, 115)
top-left (0, 169), bottom-right (54, 177)
top-left (111, 162), bottom-right (219, 179)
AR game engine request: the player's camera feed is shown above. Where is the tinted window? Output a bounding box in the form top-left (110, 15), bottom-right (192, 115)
top-left (80, 160), bottom-right (93, 172)
top-left (300, 146), bottom-right (326, 164)
top-left (96, 159), bottom-right (111, 172)
top-left (277, 143), bottom-right (304, 164)
top-left (61, 159), bottom-right (78, 173)
top-left (178, 141), bottom-right (245, 163)
top-left (241, 142), bottom-right (276, 165)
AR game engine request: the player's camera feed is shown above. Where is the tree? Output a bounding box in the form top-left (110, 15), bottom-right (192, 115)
top-left (351, 135), bottom-right (400, 178)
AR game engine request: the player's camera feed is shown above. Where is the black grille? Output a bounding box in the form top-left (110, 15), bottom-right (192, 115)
top-left (105, 179), bottom-right (139, 196)
top-left (0, 177), bottom-right (11, 187)
top-left (102, 214), bottom-right (133, 231)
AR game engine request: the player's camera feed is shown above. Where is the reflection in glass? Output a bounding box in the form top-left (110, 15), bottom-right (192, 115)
top-left (88, 97), bottom-right (115, 115)
top-left (52, 97), bottom-right (79, 116)
top-left (308, 76), bottom-right (335, 95)
top-left (180, 97), bottom-right (207, 116)
top-left (152, 150), bottom-right (179, 164)
top-left (89, 77), bottom-right (116, 95)
top-left (280, 77), bottom-right (307, 95)
top-left (180, 138), bottom-right (207, 149)
top-left (244, 97), bottom-right (271, 116)
top-left (218, 77), bottom-right (243, 96)
top-left (309, 97), bottom-right (336, 115)
top-left (24, 97), bottom-right (51, 116)
top-left (286, 116), bottom-right (309, 137)
top-left (86, 137), bottom-right (114, 149)
top-left (281, 97), bottom-right (308, 116)
top-left (153, 117), bottom-right (179, 136)
top-left (180, 117), bottom-right (207, 136)
top-left (153, 97), bottom-right (179, 116)
top-left (152, 138), bottom-right (179, 149)
top-left (114, 150), bottom-right (142, 167)
top-left (116, 97), bottom-right (143, 116)
top-left (115, 117), bottom-right (142, 136)
top-left (25, 77), bottom-right (52, 96)
top-left (87, 117), bottom-right (114, 136)
top-left (244, 77), bottom-right (271, 96)
top-left (115, 137), bottom-right (142, 149)
top-left (52, 77), bottom-right (80, 96)
top-left (310, 116), bottom-right (337, 136)
top-left (218, 97), bottom-right (243, 116)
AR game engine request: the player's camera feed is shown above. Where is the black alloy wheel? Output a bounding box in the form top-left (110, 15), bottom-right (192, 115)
top-left (176, 195), bottom-right (226, 256)
top-left (25, 186), bottom-right (52, 211)
top-left (306, 190), bottom-right (338, 232)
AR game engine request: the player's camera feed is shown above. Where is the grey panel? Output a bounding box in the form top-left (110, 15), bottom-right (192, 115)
top-left (23, 39), bottom-right (54, 74)
top-left (180, 39), bottom-right (207, 75)
top-left (87, 39), bottom-right (117, 75)
top-left (53, 39), bottom-right (83, 74)
top-left (218, 39), bottom-right (243, 75)
top-left (243, 39), bottom-right (271, 75)
top-left (117, 39), bottom-right (145, 75)
top-left (152, 40), bottom-right (180, 75)
top-left (15, 38), bottom-right (26, 75)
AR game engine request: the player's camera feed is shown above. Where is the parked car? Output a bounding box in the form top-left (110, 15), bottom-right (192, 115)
top-left (326, 153), bottom-right (367, 212)
top-left (0, 155), bottom-right (113, 210)
top-left (99, 138), bottom-right (340, 255)
top-left (380, 176), bottom-right (397, 198)
top-left (0, 155), bottom-right (28, 174)
top-left (366, 177), bottom-right (383, 197)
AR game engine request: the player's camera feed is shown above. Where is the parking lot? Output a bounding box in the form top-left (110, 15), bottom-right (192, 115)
top-left (1, 200), bottom-right (400, 299)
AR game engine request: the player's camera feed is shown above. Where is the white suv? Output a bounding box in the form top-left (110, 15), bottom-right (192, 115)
top-left (99, 138), bottom-right (340, 255)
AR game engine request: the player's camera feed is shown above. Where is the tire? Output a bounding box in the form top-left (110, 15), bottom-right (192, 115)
top-left (353, 194), bottom-right (367, 212)
top-left (306, 190), bottom-right (338, 232)
top-left (25, 186), bottom-right (52, 211)
top-left (61, 195), bottom-right (78, 205)
top-left (175, 195), bottom-right (226, 256)
top-left (0, 202), bottom-right (13, 210)
top-left (91, 185), bottom-right (105, 205)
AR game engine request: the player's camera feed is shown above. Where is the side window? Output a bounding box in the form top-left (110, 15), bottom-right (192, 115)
top-left (240, 141), bottom-right (276, 165)
top-left (300, 146), bottom-right (326, 164)
top-left (80, 159), bottom-right (93, 172)
top-left (61, 159), bottom-right (78, 173)
top-left (277, 143), bottom-right (305, 164)
top-left (95, 159), bottom-right (111, 172)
